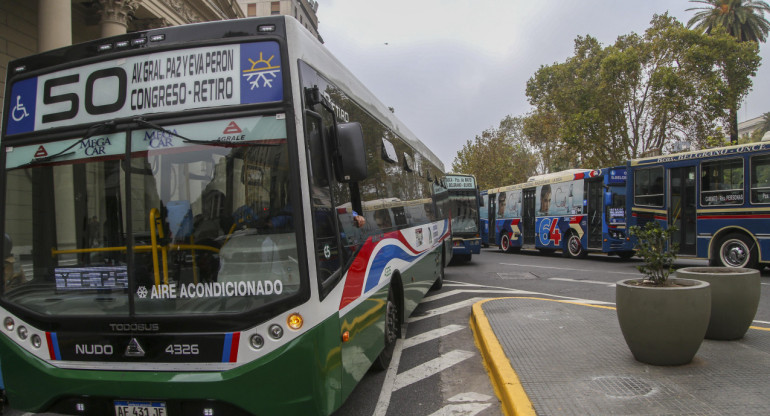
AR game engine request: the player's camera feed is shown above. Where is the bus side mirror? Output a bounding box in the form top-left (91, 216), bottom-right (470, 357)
top-left (478, 190), bottom-right (485, 207)
top-left (334, 122), bottom-right (367, 183)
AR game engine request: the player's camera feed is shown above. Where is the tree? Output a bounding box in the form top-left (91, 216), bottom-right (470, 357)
top-left (451, 116), bottom-right (537, 190)
top-left (687, 0), bottom-right (770, 143)
top-left (524, 13), bottom-right (759, 169)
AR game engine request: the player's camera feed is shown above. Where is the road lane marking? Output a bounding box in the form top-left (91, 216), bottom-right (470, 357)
top-left (549, 277), bottom-right (616, 287)
top-left (373, 323), bottom-right (408, 416)
top-left (403, 324), bottom-right (465, 349)
top-left (422, 289), bottom-right (528, 303)
top-left (407, 298), bottom-right (486, 323)
top-left (427, 402), bottom-right (492, 416)
top-left (393, 349), bottom-right (475, 391)
top-left (499, 262), bottom-right (639, 275)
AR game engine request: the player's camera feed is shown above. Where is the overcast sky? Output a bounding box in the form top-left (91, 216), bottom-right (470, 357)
top-left (316, 0), bottom-right (770, 169)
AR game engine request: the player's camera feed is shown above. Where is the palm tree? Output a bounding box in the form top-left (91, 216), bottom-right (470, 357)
top-left (687, 0), bottom-right (770, 143)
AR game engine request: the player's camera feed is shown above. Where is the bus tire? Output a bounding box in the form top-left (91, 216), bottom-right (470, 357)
top-left (617, 251), bottom-right (635, 260)
top-left (716, 233), bottom-right (758, 269)
top-left (563, 231), bottom-right (587, 259)
top-left (431, 251), bottom-right (445, 291)
top-left (372, 285), bottom-right (401, 371)
top-left (501, 234), bottom-right (513, 253)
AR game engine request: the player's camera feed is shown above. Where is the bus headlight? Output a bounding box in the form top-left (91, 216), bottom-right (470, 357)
top-left (31, 334), bottom-right (42, 349)
top-left (268, 324), bottom-right (283, 339)
top-left (17, 325), bottom-right (28, 340)
top-left (250, 334), bottom-right (264, 350)
top-left (4, 317), bottom-right (14, 331)
top-left (609, 230), bottom-right (625, 239)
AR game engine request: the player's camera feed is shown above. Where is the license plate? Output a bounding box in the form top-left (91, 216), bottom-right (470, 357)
top-left (114, 400), bottom-right (167, 416)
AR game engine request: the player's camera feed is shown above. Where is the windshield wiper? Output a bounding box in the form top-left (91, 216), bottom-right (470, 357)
top-left (133, 118), bottom-right (240, 147)
top-left (16, 121), bottom-right (116, 169)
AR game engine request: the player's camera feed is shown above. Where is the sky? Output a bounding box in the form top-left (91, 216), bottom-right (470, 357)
top-left (316, 0), bottom-right (770, 169)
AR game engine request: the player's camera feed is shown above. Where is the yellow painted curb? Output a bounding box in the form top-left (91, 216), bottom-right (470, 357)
top-left (470, 298), bottom-right (536, 416)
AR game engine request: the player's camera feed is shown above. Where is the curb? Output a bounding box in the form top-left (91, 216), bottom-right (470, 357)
top-left (469, 298), bottom-right (536, 416)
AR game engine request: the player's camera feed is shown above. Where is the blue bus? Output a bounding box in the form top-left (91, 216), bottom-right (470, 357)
top-left (446, 174), bottom-right (481, 262)
top-left (627, 142), bottom-right (770, 268)
top-left (489, 168), bottom-right (634, 259)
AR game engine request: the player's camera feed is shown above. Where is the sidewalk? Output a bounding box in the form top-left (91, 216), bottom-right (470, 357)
top-left (470, 297), bottom-right (770, 416)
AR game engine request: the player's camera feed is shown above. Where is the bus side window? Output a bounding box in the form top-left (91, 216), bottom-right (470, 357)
top-left (306, 115), bottom-right (342, 289)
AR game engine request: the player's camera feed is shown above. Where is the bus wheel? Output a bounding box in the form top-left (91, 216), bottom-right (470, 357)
top-left (717, 233), bottom-right (758, 269)
top-left (617, 251), bottom-right (635, 260)
top-left (501, 234), bottom-right (513, 253)
top-left (563, 232), bottom-right (587, 259)
top-left (431, 252), bottom-right (445, 291)
top-left (372, 286), bottom-right (401, 371)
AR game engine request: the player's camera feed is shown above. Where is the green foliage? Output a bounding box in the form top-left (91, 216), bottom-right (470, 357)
top-left (520, 13), bottom-right (760, 173)
top-left (687, 0), bottom-right (770, 43)
top-left (451, 116), bottom-right (538, 190)
top-left (629, 222), bottom-right (679, 285)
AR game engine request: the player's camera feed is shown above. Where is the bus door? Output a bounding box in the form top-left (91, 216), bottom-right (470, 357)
top-left (669, 166), bottom-right (697, 255)
top-left (586, 178), bottom-right (603, 249)
top-left (522, 189), bottom-right (536, 245)
top-left (488, 193), bottom-right (497, 244)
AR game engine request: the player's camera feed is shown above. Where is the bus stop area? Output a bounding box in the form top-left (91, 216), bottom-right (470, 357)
top-left (471, 297), bottom-right (770, 415)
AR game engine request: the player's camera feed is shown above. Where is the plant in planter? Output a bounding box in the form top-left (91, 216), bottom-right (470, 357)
top-left (615, 222), bottom-right (711, 366)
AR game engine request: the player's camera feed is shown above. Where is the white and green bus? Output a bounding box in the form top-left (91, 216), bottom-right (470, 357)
top-left (0, 16), bottom-right (450, 416)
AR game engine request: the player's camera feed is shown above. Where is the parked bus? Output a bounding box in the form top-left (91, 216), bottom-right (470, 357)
top-left (627, 142), bottom-right (770, 269)
top-left (479, 189), bottom-right (490, 247)
top-left (489, 168), bottom-right (634, 259)
top-left (0, 16), bottom-right (450, 416)
top-left (445, 174), bottom-right (481, 262)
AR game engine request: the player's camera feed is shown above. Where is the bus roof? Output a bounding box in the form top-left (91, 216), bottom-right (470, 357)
top-left (629, 141), bottom-right (770, 166)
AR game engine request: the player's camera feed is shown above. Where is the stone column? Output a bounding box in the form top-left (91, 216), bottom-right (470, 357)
top-left (38, 0), bottom-right (72, 52)
top-left (98, 0), bottom-right (142, 37)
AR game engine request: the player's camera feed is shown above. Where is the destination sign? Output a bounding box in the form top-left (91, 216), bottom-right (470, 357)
top-left (445, 176), bottom-right (476, 190)
top-left (5, 42), bottom-right (283, 136)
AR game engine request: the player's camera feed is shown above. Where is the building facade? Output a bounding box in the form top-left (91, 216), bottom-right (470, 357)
top-left (0, 0), bottom-right (244, 124)
top-left (237, 0), bottom-right (320, 41)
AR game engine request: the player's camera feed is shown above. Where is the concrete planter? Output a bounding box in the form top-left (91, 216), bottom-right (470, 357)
top-left (616, 278), bottom-right (711, 366)
top-left (676, 267), bottom-right (760, 340)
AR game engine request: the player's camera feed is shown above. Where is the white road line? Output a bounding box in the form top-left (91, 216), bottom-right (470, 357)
top-left (372, 323), bottom-right (408, 416)
top-left (549, 277), bottom-right (616, 287)
top-left (500, 262), bottom-right (639, 276)
top-left (407, 298), bottom-right (485, 323)
top-left (441, 280), bottom-right (615, 306)
top-left (447, 392), bottom-right (493, 403)
top-left (754, 319), bottom-right (770, 325)
top-left (402, 324), bottom-right (465, 349)
top-left (427, 402), bottom-right (492, 416)
top-left (422, 289), bottom-right (526, 303)
top-left (393, 349), bottom-right (475, 391)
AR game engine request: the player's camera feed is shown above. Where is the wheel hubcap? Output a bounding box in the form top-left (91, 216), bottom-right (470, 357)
top-left (723, 241), bottom-right (747, 267)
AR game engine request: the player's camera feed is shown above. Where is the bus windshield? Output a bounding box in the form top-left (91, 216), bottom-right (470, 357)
top-left (607, 185), bottom-right (627, 225)
top-left (449, 191), bottom-right (479, 234)
top-left (2, 115), bottom-right (302, 317)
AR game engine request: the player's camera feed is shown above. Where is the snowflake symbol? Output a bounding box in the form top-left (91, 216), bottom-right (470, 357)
top-left (136, 286), bottom-right (148, 299)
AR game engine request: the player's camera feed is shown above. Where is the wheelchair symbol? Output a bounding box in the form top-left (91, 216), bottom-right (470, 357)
top-left (11, 95), bottom-right (30, 122)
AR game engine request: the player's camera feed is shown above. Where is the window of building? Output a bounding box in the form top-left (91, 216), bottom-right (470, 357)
top-left (247, 3), bottom-right (256, 16)
top-left (271, 1), bottom-right (280, 15)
